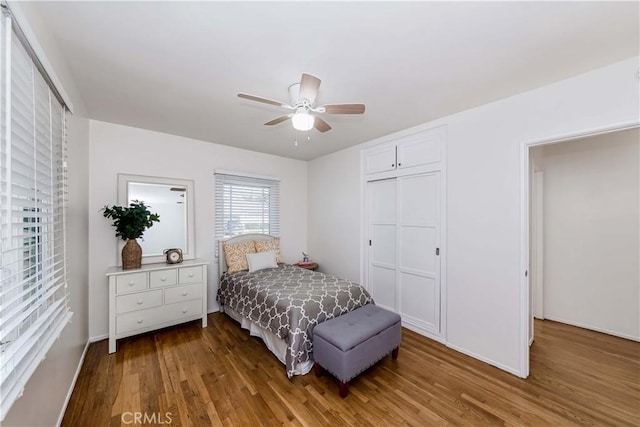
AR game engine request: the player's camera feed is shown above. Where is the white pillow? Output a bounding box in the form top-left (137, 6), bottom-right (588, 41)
top-left (246, 250), bottom-right (278, 273)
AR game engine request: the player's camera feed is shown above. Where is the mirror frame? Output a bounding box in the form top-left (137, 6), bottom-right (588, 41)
top-left (118, 173), bottom-right (196, 265)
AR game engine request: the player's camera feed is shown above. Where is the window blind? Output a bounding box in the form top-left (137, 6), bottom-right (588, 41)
top-left (214, 172), bottom-right (280, 239)
top-left (0, 13), bottom-right (72, 420)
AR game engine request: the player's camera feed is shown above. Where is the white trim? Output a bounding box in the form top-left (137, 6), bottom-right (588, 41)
top-left (117, 173), bottom-right (196, 265)
top-left (2, 1), bottom-right (74, 113)
top-left (360, 121), bottom-right (448, 152)
top-left (89, 334), bottom-right (108, 343)
top-left (519, 140), bottom-right (530, 378)
top-left (446, 342), bottom-right (523, 377)
top-left (213, 169), bottom-right (280, 182)
top-left (522, 120), bottom-right (640, 148)
top-left (402, 321), bottom-right (446, 344)
top-left (532, 171), bottom-right (544, 320)
top-left (359, 156), bottom-right (366, 294)
top-left (518, 119), bottom-right (640, 380)
top-left (55, 340), bottom-right (90, 427)
top-left (543, 315), bottom-right (640, 343)
top-left (439, 126), bottom-right (448, 342)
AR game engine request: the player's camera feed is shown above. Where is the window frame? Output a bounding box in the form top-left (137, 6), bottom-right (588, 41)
top-left (0, 11), bottom-right (72, 420)
top-left (214, 172), bottom-right (280, 239)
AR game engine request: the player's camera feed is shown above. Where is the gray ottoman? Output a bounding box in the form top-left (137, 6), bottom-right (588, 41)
top-left (313, 304), bottom-right (401, 397)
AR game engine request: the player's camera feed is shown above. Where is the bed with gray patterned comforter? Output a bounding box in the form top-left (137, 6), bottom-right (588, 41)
top-left (217, 264), bottom-right (373, 378)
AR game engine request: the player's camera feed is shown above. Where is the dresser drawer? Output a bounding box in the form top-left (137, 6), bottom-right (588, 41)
top-left (116, 289), bottom-right (163, 314)
top-left (179, 266), bottom-right (202, 284)
top-left (116, 272), bottom-right (148, 294)
top-left (164, 299), bottom-right (203, 322)
top-left (116, 299), bottom-right (202, 334)
top-left (150, 269), bottom-right (178, 288)
top-left (116, 305), bottom-right (163, 334)
top-left (164, 283), bottom-right (202, 305)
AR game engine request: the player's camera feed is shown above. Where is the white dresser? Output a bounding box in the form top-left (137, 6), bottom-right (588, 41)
top-left (106, 259), bottom-right (208, 353)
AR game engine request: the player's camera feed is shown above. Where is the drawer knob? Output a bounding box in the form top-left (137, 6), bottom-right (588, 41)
top-left (181, 292), bottom-right (188, 296)
top-left (181, 309), bottom-right (187, 313)
top-left (161, 276), bottom-right (166, 282)
top-left (137, 319), bottom-right (143, 324)
top-left (128, 281), bottom-right (135, 286)
top-left (188, 273), bottom-right (194, 278)
top-left (137, 300), bottom-right (144, 305)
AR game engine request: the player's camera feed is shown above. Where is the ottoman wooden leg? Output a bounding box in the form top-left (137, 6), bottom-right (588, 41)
top-left (392, 347), bottom-right (399, 360)
top-left (339, 381), bottom-right (350, 398)
top-left (314, 362), bottom-right (324, 377)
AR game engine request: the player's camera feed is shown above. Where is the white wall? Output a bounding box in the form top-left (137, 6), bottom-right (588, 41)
top-left (535, 129), bottom-right (639, 340)
top-left (308, 57), bottom-right (640, 376)
top-left (308, 146), bottom-right (362, 282)
top-left (88, 121), bottom-right (308, 339)
top-left (3, 3), bottom-right (90, 426)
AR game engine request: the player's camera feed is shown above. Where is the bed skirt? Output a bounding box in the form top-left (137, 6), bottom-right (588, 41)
top-left (221, 305), bottom-right (314, 376)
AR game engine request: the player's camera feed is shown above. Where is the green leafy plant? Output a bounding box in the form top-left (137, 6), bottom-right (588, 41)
top-left (102, 200), bottom-right (160, 241)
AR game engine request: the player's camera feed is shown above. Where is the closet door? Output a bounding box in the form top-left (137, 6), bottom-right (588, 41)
top-left (398, 172), bottom-right (440, 333)
top-left (367, 178), bottom-right (397, 311)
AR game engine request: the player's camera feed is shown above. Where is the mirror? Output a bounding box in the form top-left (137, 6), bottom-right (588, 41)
top-left (118, 174), bottom-right (195, 264)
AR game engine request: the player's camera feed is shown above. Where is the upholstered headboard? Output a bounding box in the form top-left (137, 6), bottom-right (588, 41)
top-left (218, 234), bottom-right (278, 274)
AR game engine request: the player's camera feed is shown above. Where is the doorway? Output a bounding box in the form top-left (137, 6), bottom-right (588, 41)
top-left (519, 121), bottom-right (640, 377)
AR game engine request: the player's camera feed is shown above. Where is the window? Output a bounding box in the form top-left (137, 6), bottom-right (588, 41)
top-left (0, 11), bottom-right (71, 419)
top-left (214, 172), bottom-right (280, 238)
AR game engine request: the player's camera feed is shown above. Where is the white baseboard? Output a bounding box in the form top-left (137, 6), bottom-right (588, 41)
top-left (400, 321), bottom-right (524, 378)
top-left (56, 339), bottom-right (90, 427)
top-left (89, 333), bottom-right (108, 343)
top-left (446, 342), bottom-right (524, 378)
top-left (543, 315), bottom-right (640, 342)
top-left (401, 321), bottom-right (445, 344)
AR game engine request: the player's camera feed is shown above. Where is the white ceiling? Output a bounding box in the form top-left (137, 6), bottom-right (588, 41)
top-left (35, 1), bottom-right (639, 161)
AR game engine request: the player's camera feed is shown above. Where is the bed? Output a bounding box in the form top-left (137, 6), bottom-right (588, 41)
top-left (217, 234), bottom-right (373, 377)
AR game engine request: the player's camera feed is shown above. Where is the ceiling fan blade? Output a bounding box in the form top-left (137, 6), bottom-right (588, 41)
top-left (322, 104), bottom-right (366, 114)
top-left (238, 93), bottom-right (291, 108)
top-left (299, 73), bottom-right (321, 104)
top-left (264, 115), bottom-right (291, 126)
top-left (314, 117), bottom-right (332, 133)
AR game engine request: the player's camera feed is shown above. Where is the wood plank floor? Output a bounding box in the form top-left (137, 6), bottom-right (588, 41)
top-left (62, 315), bottom-right (639, 426)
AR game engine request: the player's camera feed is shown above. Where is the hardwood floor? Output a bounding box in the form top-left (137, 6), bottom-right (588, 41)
top-left (62, 315), bottom-right (639, 426)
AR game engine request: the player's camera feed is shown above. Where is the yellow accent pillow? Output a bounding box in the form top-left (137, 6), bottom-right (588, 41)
top-left (223, 240), bottom-right (256, 274)
top-left (254, 238), bottom-right (284, 264)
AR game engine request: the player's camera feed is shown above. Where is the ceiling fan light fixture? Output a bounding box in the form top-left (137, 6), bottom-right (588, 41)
top-left (291, 109), bottom-right (315, 131)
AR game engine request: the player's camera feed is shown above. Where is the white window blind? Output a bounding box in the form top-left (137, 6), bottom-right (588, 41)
top-left (0, 12), bottom-right (72, 420)
top-left (214, 172), bottom-right (280, 239)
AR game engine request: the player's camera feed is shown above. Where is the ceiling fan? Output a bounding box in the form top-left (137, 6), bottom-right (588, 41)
top-left (237, 73), bottom-right (365, 133)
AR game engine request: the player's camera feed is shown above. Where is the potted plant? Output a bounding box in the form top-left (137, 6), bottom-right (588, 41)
top-left (102, 200), bottom-right (160, 269)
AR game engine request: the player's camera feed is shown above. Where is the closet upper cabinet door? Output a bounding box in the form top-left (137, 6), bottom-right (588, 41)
top-left (396, 132), bottom-right (442, 170)
top-left (364, 144), bottom-right (397, 175)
